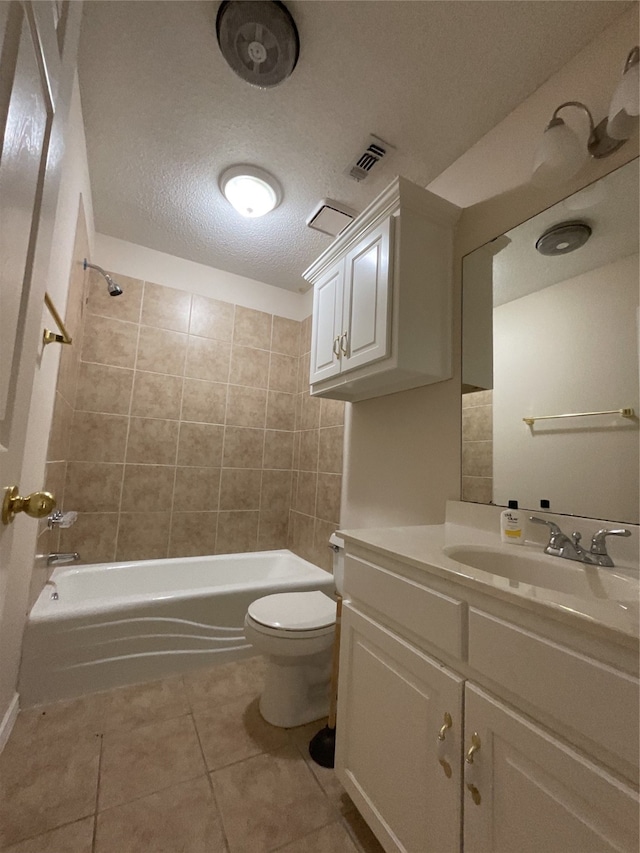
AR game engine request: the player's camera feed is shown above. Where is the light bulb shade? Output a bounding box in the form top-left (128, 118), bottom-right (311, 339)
top-left (219, 165), bottom-right (282, 217)
top-left (532, 118), bottom-right (588, 187)
top-left (607, 58), bottom-right (639, 141)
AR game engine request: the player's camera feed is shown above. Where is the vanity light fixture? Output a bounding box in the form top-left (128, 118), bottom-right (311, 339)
top-left (219, 165), bottom-right (282, 218)
top-left (532, 45), bottom-right (639, 187)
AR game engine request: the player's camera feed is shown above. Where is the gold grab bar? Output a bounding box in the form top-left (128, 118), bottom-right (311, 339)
top-left (523, 408), bottom-right (635, 426)
top-left (43, 292), bottom-right (72, 346)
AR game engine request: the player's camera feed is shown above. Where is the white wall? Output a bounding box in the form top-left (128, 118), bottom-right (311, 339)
top-left (493, 253), bottom-right (639, 523)
top-left (94, 234), bottom-right (311, 321)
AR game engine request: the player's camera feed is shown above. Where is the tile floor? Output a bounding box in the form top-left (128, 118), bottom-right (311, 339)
top-left (0, 656), bottom-right (384, 852)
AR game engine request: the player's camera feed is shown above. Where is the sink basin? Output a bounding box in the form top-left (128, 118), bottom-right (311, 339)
top-left (443, 544), bottom-right (639, 603)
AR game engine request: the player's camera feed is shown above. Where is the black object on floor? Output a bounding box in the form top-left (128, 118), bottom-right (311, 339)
top-left (309, 723), bottom-right (336, 768)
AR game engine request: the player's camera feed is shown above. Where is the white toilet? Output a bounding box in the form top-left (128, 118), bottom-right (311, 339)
top-left (244, 535), bottom-right (344, 728)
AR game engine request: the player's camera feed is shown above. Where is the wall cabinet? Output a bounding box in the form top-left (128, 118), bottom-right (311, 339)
top-left (336, 551), bottom-right (639, 853)
top-left (304, 178), bottom-right (460, 402)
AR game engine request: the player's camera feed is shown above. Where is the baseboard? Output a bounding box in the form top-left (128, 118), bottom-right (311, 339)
top-left (0, 692), bottom-right (19, 754)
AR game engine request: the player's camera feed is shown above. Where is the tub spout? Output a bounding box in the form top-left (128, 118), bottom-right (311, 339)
top-left (47, 552), bottom-right (80, 566)
top-left (44, 580), bottom-right (59, 600)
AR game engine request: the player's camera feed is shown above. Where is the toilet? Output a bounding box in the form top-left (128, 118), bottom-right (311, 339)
top-left (244, 534), bottom-right (344, 728)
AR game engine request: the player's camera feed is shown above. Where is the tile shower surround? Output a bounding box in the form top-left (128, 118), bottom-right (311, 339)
top-left (461, 389), bottom-right (493, 503)
top-left (51, 272), bottom-right (344, 568)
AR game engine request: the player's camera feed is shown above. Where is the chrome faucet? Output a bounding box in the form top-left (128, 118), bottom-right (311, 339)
top-left (530, 517), bottom-right (631, 567)
top-left (46, 552), bottom-right (80, 566)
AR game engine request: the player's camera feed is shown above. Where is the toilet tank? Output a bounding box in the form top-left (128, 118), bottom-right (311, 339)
top-left (329, 533), bottom-right (345, 596)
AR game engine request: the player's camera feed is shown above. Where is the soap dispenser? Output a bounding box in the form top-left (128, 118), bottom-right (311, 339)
top-left (500, 500), bottom-right (525, 545)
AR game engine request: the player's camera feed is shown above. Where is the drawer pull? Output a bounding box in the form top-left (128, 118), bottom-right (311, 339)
top-left (465, 732), bottom-right (482, 805)
top-left (436, 711), bottom-right (453, 777)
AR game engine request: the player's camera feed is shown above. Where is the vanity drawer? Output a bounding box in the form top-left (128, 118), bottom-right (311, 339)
top-left (344, 555), bottom-right (465, 660)
top-left (468, 608), bottom-right (639, 773)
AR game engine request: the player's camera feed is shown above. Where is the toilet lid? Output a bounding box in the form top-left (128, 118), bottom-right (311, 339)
top-left (247, 591), bottom-right (336, 631)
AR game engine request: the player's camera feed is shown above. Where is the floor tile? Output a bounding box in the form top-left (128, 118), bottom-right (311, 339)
top-left (98, 714), bottom-right (204, 810)
top-left (287, 721), bottom-right (355, 815)
top-left (14, 694), bottom-right (104, 742)
top-left (98, 676), bottom-right (190, 733)
top-left (193, 695), bottom-right (288, 770)
top-left (211, 744), bottom-right (336, 853)
top-left (342, 809), bottom-right (386, 853)
top-left (274, 821), bottom-right (357, 852)
top-left (183, 656), bottom-right (266, 708)
top-left (0, 729), bottom-right (100, 848)
top-left (95, 777), bottom-right (226, 853)
top-left (0, 817), bottom-right (94, 853)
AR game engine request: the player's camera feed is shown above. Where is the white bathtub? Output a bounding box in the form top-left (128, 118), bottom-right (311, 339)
top-left (19, 550), bottom-right (335, 707)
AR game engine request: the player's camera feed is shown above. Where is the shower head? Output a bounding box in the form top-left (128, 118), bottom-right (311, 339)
top-left (83, 259), bottom-right (124, 296)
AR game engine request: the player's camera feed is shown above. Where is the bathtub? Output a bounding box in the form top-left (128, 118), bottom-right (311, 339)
top-left (19, 550), bottom-right (335, 707)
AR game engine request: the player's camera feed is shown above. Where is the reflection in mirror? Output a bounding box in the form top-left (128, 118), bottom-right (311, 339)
top-left (462, 158), bottom-right (639, 524)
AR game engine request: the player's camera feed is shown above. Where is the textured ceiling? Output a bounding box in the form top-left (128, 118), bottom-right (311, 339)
top-left (78, 1), bottom-right (630, 293)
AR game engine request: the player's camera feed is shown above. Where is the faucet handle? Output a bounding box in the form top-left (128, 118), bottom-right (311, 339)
top-left (590, 528), bottom-right (631, 555)
top-left (529, 516), bottom-right (562, 536)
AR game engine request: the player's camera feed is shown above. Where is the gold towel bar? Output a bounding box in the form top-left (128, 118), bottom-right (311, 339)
top-left (43, 293), bottom-right (72, 346)
top-left (523, 408), bottom-right (635, 426)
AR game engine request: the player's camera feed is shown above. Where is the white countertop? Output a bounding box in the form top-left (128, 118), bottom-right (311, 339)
top-left (338, 521), bottom-right (640, 646)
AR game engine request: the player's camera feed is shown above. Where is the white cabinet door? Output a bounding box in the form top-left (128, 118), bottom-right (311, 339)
top-left (341, 217), bottom-right (393, 373)
top-left (463, 683), bottom-right (639, 853)
top-left (309, 261), bottom-right (344, 383)
top-left (336, 604), bottom-right (463, 853)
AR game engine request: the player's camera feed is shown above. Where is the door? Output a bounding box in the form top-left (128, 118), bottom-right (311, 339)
top-left (0, 1), bottom-right (80, 722)
top-left (463, 683), bottom-right (639, 853)
top-left (336, 604), bottom-right (463, 853)
top-left (341, 216), bottom-right (392, 373)
top-left (309, 261), bottom-right (344, 383)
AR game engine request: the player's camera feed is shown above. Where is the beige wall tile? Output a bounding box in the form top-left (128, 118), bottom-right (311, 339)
top-left (299, 392), bottom-right (321, 431)
top-left (181, 378), bottom-right (227, 424)
top-left (462, 476), bottom-right (493, 504)
top-left (266, 391), bottom-right (296, 431)
top-left (95, 777), bottom-right (225, 853)
top-left (271, 316), bottom-right (301, 356)
top-left (126, 417), bottom-right (179, 464)
top-left (190, 294), bottom-right (234, 341)
top-left (48, 391), bottom-right (73, 462)
top-left (216, 511), bottom-right (259, 554)
top-left (269, 352), bottom-right (298, 393)
top-left (229, 345), bottom-right (270, 388)
top-left (169, 512), bottom-right (218, 557)
top-left (116, 512), bottom-right (170, 561)
top-left (316, 473), bottom-right (341, 524)
top-left (295, 471), bottom-right (317, 516)
top-left (297, 352), bottom-right (311, 393)
top-left (299, 429), bottom-right (319, 471)
top-left (300, 316), bottom-right (312, 354)
top-left (56, 331), bottom-right (81, 409)
top-left (65, 462), bottom-right (123, 513)
top-left (59, 513), bottom-right (118, 565)
top-left (75, 362), bottom-right (133, 415)
top-left (121, 465), bottom-right (175, 512)
top-left (226, 385), bottom-right (267, 428)
top-left (320, 397), bottom-right (345, 428)
top-left (462, 440), bottom-right (493, 478)
top-left (44, 461), bottom-right (66, 506)
top-left (261, 470), bottom-right (292, 515)
top-left (233, 306), bottom-right (272, 349)
top-left (185, 336), bottom-right (231, 382)
top-left (318, 427), bottom-right (343, 474)
top-left (258, 514), bottom-right (289, 550)
top-left (81, 313), bottom-right (138, 369)
top-left (177, 422), bottom-right (224, 467)
top-left (288, 511), bottom-right (315, 564)
top-left (131, 371), bottom-right (183, 420)
top-left (312, 519), bottom-right (337, 573)
top-left (141, 281), bottom-right (191, 332)
top-left (464, 389), bottom-right (493, 408)
top-left (136, 325), bottom-right (187, 376)
top-left (219, 469), bottom-right (262, 511)
top-left (263, 430), bottom-right (294, 470)
top-left (173, 467), bottom-right (221, 511)
top-left (223, 426), bottom-right (265, 469)
top-left (69, 412), bottom-right (128, 463)
top-left (86, 270), bottom-right (143, 323)
top-left (462, 405), bottom-right (493, 441)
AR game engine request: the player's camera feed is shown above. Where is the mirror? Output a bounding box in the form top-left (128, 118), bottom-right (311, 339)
top-left (462, 158), bottom-right (639, 524)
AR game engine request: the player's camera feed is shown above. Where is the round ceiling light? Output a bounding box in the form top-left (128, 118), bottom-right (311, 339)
top-left (219, 165), bottom-right (282, 218)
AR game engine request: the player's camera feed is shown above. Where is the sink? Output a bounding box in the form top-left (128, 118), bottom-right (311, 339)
top-left (443, 544), bottom-right (639, 603)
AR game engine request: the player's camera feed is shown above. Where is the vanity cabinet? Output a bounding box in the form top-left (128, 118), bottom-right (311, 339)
top-left (335, 549), bottom-right (639, 853)
top-left (303, 177), bottom-right (460, 402)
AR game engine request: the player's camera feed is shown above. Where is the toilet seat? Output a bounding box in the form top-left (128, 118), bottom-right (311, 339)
top-left (247, 591), bottom-right (336, 636)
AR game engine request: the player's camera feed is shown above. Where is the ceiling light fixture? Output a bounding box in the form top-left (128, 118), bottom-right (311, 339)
top-left (219, 165), bottom-right (282, 218)
top-left (532, 46), bottom-right (639, 187)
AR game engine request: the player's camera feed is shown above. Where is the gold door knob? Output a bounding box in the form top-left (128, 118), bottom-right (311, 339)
top-left (2, 486), bottom-right (56, 525)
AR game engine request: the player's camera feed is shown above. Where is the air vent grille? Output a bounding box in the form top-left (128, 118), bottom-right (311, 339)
top-left (347, 135), bottom-right (394, 182)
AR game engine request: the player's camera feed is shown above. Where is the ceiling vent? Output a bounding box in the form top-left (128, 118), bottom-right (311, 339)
top-left (306, 199), bottom-right (357, 237)
top-left (347, 135), bottom-right (395, 182)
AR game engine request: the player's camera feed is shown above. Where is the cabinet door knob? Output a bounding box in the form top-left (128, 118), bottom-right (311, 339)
top-left (2, 486), bottom-right (56, 525)
top-left (436, 711), bottom-right (453, 777)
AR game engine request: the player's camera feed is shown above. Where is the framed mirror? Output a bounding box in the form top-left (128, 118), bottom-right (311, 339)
top-left (462, 158), bottom-right (639, 524)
